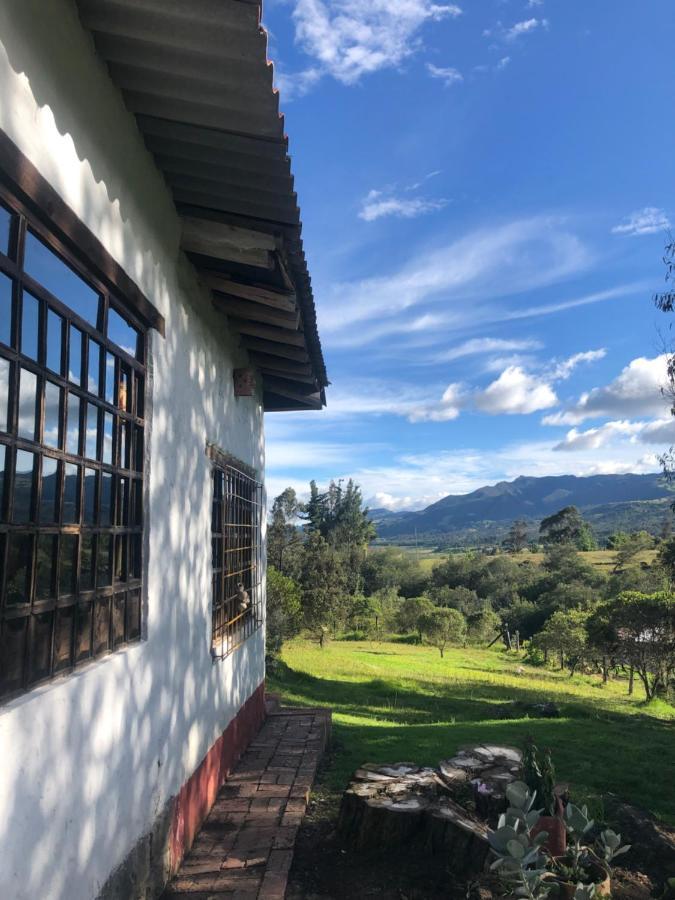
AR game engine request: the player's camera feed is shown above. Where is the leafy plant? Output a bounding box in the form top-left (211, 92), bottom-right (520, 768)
top-left (523, 737), bottom-right (557, 815)
top-left (489, 782), bottom-right (631, 899)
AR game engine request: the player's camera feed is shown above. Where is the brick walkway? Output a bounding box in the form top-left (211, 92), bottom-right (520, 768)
top-left (162, 707), bottom-right (331, 900)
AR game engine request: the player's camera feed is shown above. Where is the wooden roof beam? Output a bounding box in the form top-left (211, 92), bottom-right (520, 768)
top-left (231, 319), bottom-right (305, 347)
top-left (181, 216), bottom-right (275, 269)
top-left (200, 272), bottom-right (296, 313)
top-left (213, 294), bottom-right (299, 330)
top-left (241, 336), bottom-right (309, 363)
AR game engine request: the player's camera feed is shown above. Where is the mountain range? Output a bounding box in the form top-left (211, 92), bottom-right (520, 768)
top-left (371, 473), bottom-right (674, 546)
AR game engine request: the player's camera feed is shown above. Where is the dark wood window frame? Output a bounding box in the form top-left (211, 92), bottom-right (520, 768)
top-left (208, 444), bottom-right (263, 660)
top-left (0, 133), bottom-right (162, 703)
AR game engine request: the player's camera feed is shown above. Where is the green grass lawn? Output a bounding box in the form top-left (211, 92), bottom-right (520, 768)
top-left (269, 639), bottom-right (675, 823)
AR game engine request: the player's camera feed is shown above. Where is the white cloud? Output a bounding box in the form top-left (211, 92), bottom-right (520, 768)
top-left (527, 0), bottom-right (544, 7)
top-left (282, 0), bottom-right (462, 94)
top-left (319, 217), bottom-right (593, 336)
top-left (359, 189), bottom-right (447, 222)
top-left (553, 420), bottom-right (643, 452)
top-left (552, 348), bottom-right (606, 380)
top-left (497, 56), bottom-right (511, 69)
top-left (543, 355), bottom-right (670, 425)
top-left (434, 336), bottom-right (543, 363)
top-left (611, 207), bottom-right (671, 237)
top-left (274, 66), bottom-right (323, 101)
top-left (426, 63), bottom-right (463, 86)
top-left (504, 17), bottom-right (548, 40)
top-left (475, 365), bottom-right (558, 414)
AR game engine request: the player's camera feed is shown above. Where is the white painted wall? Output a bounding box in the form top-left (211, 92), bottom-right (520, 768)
top-left (0, 2), bottom-right (266, 898)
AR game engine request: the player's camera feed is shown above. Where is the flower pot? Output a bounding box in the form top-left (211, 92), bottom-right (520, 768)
top-left (531, 813), bottom-right (567, 857)
top-left (551, 863), bottom-right (611, 899)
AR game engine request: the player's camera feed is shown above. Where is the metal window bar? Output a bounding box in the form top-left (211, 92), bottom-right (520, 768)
top-left (0, 188), bottom-right (146, 703)
top-left (211, 462), bottom-right (263, 659)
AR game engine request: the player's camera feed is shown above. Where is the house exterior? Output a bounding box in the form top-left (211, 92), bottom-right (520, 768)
top-left (0, 2), bottom-right (326, 898)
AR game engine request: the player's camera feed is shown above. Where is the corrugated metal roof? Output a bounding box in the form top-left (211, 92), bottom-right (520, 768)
top-left (75, 0), bottom-right (327, 409)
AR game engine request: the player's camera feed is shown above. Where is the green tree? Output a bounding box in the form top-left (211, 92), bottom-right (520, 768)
top-left (466, 607), bottom-right (501, 645)
top-left (430, 584), bottom-right (482, 615)
top-left (533, 609), bottom-right (589, 674)
top-left (418, 607), bottom-right (467, 657)
top-left (266, 566), bottom-right (301, 658)
top-left (589, 592), bottom-right (675, 700)
top-left (502, 519), bottom-right (529, 553)
top-left (657, 536), bottom-right (675, 586)
top-left (539, 505), bottom-right (596, 549)
top-left (299, 533), bottom-right (347, 647)
top-left (396, 595), bottom-right (435, 643)
top-left (267, 487), bottom-right (302, 576)
top-left (612, 531), bottom-right (655, 574)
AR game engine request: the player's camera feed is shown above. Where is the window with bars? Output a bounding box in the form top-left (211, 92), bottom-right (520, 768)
top-left (0, 189), bottom-right (146, 702)
top-left (210, 452), bottom-right (263, 658)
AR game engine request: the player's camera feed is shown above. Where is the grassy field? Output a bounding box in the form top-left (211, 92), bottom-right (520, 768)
top-left (390, 547), bottom-right (659, 574)
top-left (269, 639), bottom-right (675, 823)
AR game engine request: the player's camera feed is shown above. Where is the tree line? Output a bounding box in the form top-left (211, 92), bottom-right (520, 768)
top-left (266, 485), bottom-right (675, 703)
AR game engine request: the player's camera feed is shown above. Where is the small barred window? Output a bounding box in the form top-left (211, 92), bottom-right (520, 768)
top-left (210, 454), bottom-right (262, 658)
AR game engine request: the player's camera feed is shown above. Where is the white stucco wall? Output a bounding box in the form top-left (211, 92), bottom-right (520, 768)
top-left (0, 2), bottom-right (266, 898)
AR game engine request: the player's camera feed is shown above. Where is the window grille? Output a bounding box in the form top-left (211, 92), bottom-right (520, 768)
top-left (0, 188), bottom-right (147, 702)
top-left (210, 456), bottom-right (263, 658)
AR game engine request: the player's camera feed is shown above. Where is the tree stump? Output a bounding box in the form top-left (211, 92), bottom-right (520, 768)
top-left (337, 746), bottom-right (521, 875)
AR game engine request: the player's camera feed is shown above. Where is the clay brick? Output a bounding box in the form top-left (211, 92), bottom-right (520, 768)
top-left (258, 872), bottom-right (288, 899)
top-left (273, 826), bottom-right (298, 850)
top-left (267, 850), bottom-right (293, 875)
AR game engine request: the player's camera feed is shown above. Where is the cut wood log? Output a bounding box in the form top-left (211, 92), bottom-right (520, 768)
top-left (338, 746), bottom-right (522, 874)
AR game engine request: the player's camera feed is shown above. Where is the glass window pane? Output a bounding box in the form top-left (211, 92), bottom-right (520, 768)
top-left (46, 310), bottom-right (63, 375)
top-left (13, 450), bottom-right (35, 523)
top-left (80, 533), bottom-right (94, 591)
top-left (40, 456), bottom-right (58, 523)
top-left (53, 606), bottom-right (75, 673)
top-left (84, 468), bottom-right (96, 524)
top-left (108, 307), bottom-right (138, 358)
top-left (63, 462), bottom-right (79, 524)
top-left (88, 340), bottom-right (100, 396)
top-left (0, 444), bottom-right (5, 517)
top-left (100, 472), bottom-right (112, 525)
top-left (104, 352), bottom-right (115, 404)
top-left (59, 534), bottom-right (78, 596)
top-left (29, 611), bottom-right (54, 684)
top-left (20, 292), bottom-right (39, 361)
top-left (94, 597), bottom-right (111, 656)
top-left (66, 393), bottom-right (81, 456)
top-left (35, 534), bottom-right (57, 600)
top-left (24, 231), bottom-right (100, 326)
top-left (0, 616), bottom-right (27, 697)
top-left (75, 602), bottom-right (92, 662)
top-left (68, 324), bottom-right (83, 385)
top-left (0, 272), bottom-right (12, 346)
top-left (96, 533), bottom-right (111, 588)
top-left (43, 381), bottom-right (61, 448)
top-left (117, 365), bottom-right (130, 411)
top-left (85, 403), bottom-right (98, 460)
top-left (103, 413), bottom-right (113, 465)
top-left (0, 357), bottom-right (9, 431)
top-left (18, 367), bottom-right (37, 440)
top-left (5, 533), bottom-right (33, 604)
top-left (112, 594), bottom-right (125, 646)
top-left (0, 204), bottom-right (11, 254)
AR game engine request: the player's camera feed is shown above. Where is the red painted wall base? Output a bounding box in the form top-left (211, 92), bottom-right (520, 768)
top-left (168, 681), bottom-right (266, 870)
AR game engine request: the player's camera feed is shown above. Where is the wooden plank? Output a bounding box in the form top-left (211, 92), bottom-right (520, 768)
top-left (247, 351), bottom-right (313, 376)
top-left (230, 318), bottom-right (305, 347)
top-left (241, 336), bottom-right (310, 363)
top-left (0, 131), bottom-right (165, 335)
top-left (212, 294), bottom-right (299, 330)
top-left (201, 272), bottom-right (296, 312)
top-left (181, 216), bottom-right (275, 269)
top-left (263, 389), bottom-right (322, 412)
top-left (263, 375), bottom-right (321, 398)
top-left (258, 367), bottom-right (317, 385)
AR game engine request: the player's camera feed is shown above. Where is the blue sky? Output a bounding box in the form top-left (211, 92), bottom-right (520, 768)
top-left (262, 0), bottom-right (675, 510)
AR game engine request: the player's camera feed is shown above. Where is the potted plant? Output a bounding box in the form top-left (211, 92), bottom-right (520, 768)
top-left (523, 737), bottom-right (567, 858)
top-left (489, 782), bottom-right (630, 899)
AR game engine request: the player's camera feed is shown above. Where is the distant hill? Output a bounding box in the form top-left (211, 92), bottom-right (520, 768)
top-left (373, 473), bottom-right (674, 546)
